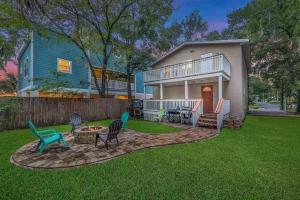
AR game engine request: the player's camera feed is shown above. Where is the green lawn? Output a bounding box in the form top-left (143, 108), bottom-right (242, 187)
top-left (1, 116), bottom-right (300, 199)
top-left (91, 119), bottom-right (182, 134)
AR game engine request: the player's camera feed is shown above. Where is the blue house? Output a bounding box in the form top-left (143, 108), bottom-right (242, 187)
top-left (17, 31), bottom-right (152, 99)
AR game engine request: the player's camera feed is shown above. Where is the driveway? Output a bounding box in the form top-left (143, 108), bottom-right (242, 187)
top-left (257, 102), bottom-right (281, 111)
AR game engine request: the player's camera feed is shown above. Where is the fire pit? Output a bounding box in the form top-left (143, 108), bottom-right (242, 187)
top-left (74, 126), bottom-right (108, 144)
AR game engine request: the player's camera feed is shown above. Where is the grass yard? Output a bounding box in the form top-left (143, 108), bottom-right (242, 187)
top-left (0, 116), bottom-right (300, 199)
top-left (91, 119), bottom-right (182, 134)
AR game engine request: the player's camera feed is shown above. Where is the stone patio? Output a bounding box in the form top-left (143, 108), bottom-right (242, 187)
top-left (11, 125), bottom-right (217, 170)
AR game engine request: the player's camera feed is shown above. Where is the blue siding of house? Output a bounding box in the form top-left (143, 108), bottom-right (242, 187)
top-left (18, 42), bottom-right (31, 90)
top-left (135, 71), bottom-right (152, 94)
top-left (33, 32), bottom-right (89, 90)
top-left (18, 31), bottom-right (152, 96)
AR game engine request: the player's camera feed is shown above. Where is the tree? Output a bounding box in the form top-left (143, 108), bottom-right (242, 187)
top-left (181, 9), bottom-right (208, 41)
top-left (248, 76), bottom-right (271, 101)
top-left (0, 73), bottom-right (17, 94)
top-left (143, 9), bottom-right (209, 58)
top-left (0, 1), bottom-right (31, 67)
top-left (16, 0), bottom-right (137, 97)
top-left (225, 0), bottom-right (300, 111)
top-left (205, 31), bottom-right (222, 41)
top-left (116, 0), bottom-right (172, 112)
top-left (31, 70), bottom-right (70, 97)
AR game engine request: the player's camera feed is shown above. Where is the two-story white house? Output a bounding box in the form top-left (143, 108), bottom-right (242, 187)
top-left (143, 39), bottom-right (250, 131)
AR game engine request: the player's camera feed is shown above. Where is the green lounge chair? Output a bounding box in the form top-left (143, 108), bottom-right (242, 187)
top-left (28, 120), bottom-right (69, 154)
top-left (153, 109), bottom-right (165, 122)
top-left (121, 112), bottom-right (129, 128)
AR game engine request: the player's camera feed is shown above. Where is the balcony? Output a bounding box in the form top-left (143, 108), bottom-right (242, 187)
top-left (91, 78), bottom-right (134, 91)
top-left (144, 54), bottom-right (231, 83)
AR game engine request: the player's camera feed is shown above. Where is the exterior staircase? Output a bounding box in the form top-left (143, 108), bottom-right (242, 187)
top-left (198, 113), bottom-right (217, 128)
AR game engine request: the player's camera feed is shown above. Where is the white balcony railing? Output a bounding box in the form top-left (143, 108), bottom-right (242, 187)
top-left (91, 78), bottom-right (134, 91)
top-left (144, 54), bottom-right (231, 82)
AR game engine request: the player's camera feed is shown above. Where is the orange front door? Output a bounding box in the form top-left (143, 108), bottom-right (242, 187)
top-left (202, 86), bottom-right (213, 113)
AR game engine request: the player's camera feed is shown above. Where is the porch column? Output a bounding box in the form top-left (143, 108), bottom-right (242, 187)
top-left (144, 85), bottom-right (146, 99)
top-left (184, 80), bottom-right (189, 107)
top-left (184, 80), bottom-right (188, 99)
top-left (218, 76), bottom-right (223, 98)
top-left (160, 83), bottom-right (163, 109)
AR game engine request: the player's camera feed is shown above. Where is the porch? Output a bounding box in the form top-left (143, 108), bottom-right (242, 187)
top-left (143, 54), bottom-right (231, 132)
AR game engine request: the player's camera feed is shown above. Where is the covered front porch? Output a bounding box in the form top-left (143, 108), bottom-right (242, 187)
top-left (143, 75), bottom-right (230, 131)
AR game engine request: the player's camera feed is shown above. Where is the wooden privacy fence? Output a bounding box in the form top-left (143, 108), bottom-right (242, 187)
top-left (0, 97), bottom-right (128, 131)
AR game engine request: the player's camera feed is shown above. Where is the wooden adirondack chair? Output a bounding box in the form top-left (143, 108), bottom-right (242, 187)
top-left (153, 109), bottom-right (165, 123)
top-left (28, 120), bottom-right (69, 154)
top-left (95, 120), bottom-right (122, 149)
top-left (121, 112), bottom-right (129, 128)
top-left (70, 112), bottom-right (88, 133)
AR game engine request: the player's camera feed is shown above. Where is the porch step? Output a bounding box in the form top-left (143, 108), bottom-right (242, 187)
top-left (197, 114), bottom-right (217, 128)
top-left (201, 113), bottom-right (217, 119)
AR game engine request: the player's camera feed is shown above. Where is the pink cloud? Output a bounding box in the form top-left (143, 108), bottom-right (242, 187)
top-left (0, 61), bottom-right (18, 80)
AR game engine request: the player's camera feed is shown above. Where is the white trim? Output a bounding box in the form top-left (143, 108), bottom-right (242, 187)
top-left (30, 31), bottom-right (34, 87)
top-left (57, 58), bottom-right (72, 74)
top-left (144, 72), bottom-right (229, 85)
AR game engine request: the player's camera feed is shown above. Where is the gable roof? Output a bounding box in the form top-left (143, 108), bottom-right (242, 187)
top-left (153, 39), bottom-right (250, 66)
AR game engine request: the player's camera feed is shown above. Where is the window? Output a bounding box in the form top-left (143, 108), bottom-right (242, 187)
top-left (57, 58), bottom-right (72, 73)
top-left (92, 68), bottom-right (102, 78)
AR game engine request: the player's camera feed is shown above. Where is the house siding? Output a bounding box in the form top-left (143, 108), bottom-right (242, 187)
top-left (18, 31), bottom-right (152, 97)
top-left (33, 32), bottom-right (89, 90)
top-left (135, 71), bottom-right (152, 94)
top-left (18, 42), bottom-right (31, 90)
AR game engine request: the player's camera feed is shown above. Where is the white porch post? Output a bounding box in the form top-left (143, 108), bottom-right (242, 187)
top-left (144, 85), bottom-right (146, 99)
top-left (160, 83), bottom-right (163, 109)
top-left (184, 80), bottom-right (188, 99)
top-left (184, 80), bottom-right (189, 106)
top-left (218, 76), bottom-right (223, 99)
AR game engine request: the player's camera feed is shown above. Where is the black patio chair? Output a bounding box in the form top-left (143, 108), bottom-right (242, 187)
top-left (70, 112), bottom-right (88, 133)
top-left (95, 120), bottom-right (122, 150)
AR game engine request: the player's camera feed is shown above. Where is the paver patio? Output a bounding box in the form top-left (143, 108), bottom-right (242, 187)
top-left (11, 125), bottom-right (217, 170)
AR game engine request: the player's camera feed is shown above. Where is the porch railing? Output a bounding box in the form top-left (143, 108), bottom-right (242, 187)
top-left (143, 99), bottom-right (198, 111)
top-left (144, 54), bottom-right (231, 82)
top-left (215, 98), bottom-right (230, 133)
top-left (192, 99), bottom-right (203, 128)
top-left (91, 78), bottom-right (134, 91)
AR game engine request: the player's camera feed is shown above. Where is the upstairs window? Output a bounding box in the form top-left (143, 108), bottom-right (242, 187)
top-left (57, 58), bottom-right (72, 73)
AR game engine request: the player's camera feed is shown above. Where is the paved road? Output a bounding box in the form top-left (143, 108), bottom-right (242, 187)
top-left (249, 101), bottom-right (297, 116)
top-left (257, 102), bottom-right (281, 111)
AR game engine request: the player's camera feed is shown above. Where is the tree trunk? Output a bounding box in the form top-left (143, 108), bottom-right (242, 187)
top-left (101, 68), bottom-right (106, 97)
top-left (280, 87), bottom-right (284, 110)
top-left (126, 61), bottom-right (133, 116)
top-left (89, 64), bottom-right (102, 96)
